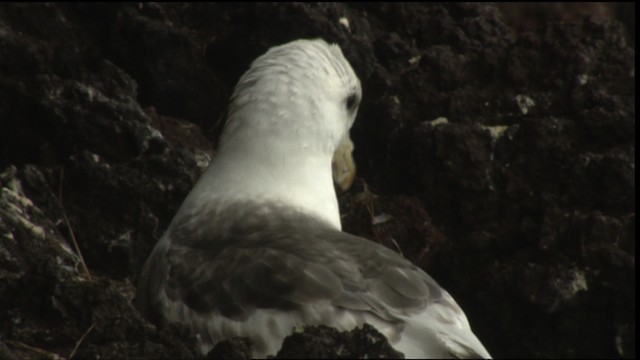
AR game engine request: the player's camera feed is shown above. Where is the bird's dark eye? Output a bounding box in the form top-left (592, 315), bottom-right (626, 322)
top-left (346, 93), bottom-right (359, 112)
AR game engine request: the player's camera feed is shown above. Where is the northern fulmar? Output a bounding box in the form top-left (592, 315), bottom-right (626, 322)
top-left (136, 38), bottom-right (490, 359)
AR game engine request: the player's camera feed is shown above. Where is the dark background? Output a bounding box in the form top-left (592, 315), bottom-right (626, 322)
top-left (0, 3), bottom-right (634, 358)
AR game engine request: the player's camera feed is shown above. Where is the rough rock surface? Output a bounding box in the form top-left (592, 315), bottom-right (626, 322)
top-left (0, 3), bottom-right (634, 359)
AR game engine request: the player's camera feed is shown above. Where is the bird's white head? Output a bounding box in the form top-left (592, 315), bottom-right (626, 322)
top-left (220, 39), bottom-right (361, 157)
top-left (183, 39), bottom-right (361, 230)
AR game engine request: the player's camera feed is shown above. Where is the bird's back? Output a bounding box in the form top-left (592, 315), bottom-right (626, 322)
top-left (136, 201), bottom-right (490, 358)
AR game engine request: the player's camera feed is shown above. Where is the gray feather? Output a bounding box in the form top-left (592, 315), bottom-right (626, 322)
top-left (139, 202), bottom-right (446, 324)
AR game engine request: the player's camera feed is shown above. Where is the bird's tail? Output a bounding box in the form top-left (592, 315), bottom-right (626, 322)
top-left (394, 297), bottom-right (491, 359)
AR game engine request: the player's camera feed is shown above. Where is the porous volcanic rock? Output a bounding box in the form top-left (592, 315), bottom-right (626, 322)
top-left (0, 3), bottom-right (634, 358)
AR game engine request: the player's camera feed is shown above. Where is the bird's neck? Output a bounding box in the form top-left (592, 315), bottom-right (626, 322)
top-left (178, 142), bottom-right (342, 230)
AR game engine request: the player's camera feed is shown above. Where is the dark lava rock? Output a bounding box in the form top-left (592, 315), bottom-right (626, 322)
top-left (0, 3), bottom-right (634, 359)
top-left (274, 324), bottom-right (402, 359)
top-left (207, 337), bottom-right (253, 360)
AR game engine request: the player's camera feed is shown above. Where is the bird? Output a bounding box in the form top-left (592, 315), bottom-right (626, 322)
top-left (135, 38), bottom-right (491, 358)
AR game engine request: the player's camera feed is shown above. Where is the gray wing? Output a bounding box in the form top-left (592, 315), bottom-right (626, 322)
top-left (136, 202), bottom-right (488, 358)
